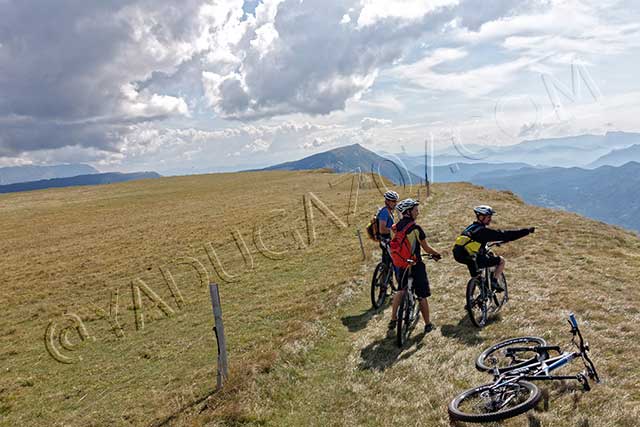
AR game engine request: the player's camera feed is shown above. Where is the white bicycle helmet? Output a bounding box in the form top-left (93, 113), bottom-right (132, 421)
top-left (384, 190), bottom-right (399, 201)
top-left (397, 198), bottom-right (420, 214)
top-left (474, 205), bottom-right (496, 216)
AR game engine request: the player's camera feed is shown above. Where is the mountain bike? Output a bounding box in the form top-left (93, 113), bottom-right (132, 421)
top-left (370, 240), bottom-right (396, 309)
top-left (465, 241), bottom-right (508, 328)
top-left (448, 313), bottom-right (600, 423)
top-left (396, 254), bottom-right (436, 347)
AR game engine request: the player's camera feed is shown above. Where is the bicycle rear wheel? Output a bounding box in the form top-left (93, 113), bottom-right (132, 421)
top-left (396, 281), bottom-right (414, 347)
top-left (475, 336), bottom-right (548, 372)
top-left (466, 276), bottom-right (487, 328)
top-left (370, 262), bottom-right (391, 309)
top-left (448, 381), bottom-right (541, 423)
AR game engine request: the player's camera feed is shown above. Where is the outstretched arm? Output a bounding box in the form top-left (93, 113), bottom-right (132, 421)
top-left (475, 227), bottom-right (534, 244)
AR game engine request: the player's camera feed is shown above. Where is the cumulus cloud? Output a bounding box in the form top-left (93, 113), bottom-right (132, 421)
top-left (200, 0), bottom-right (460, 119)
top-left (361, 117), bottom-right (392, 130)
top-left (453, 0), bottom-right (640, 60)
top-left (0, 0), bottom-right (458, 162)
top-left (391, 48), bottom-right (537, 97)
top-left (0, 0), bottom-right (208, 159)
top-left (302, 137), bottom-right (327, 149)
top-left (1, 0), bottom-right (639, 168)
top-left (356, 0), bottom-right (459, 28)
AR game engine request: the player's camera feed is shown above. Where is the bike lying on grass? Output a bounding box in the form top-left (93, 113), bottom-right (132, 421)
top-left (396, 254), bottom-right (436, 348)
top-left (448, 313), bottom-right (600, 423)
top-left (466, 241), bottom-right (508, 328)
top-left (370, 240), bottom-right (397, 309)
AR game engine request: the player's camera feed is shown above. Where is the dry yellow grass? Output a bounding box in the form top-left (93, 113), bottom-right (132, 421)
top-left (213, 182), bottom-right (640, 427)
top-left (1, 172), bottom-right (639, 426)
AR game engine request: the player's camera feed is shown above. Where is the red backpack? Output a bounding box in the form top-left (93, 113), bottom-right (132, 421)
top-left (390, 221), bottom-right (416, 269)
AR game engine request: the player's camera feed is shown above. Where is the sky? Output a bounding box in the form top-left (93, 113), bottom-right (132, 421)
top-left (1, 0), bottom-right (639, 174)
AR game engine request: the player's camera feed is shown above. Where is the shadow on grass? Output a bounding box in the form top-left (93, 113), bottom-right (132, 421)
top-left (449, 409), bottom-right (543, 427)
top-left (440, 315), bottom-right (485, 346)
top-left (357, 321), bottom-right (426, 371)
top-left (341, 309), bottom-right (378, 333)
top-left (341, 298), bottom-right (391, 333)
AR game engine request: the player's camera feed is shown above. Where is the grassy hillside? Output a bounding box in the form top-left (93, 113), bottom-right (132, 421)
top-left (1, 171), bottom-right (639, 426)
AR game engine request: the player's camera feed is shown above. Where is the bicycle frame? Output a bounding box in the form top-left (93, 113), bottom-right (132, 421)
top-left (491, 351), bottom-right (583, 390)
top-left (488, 314), bottom-right (599, 391)
top-left (398, 266), bottom-right (416, 315)
top-left (397, 253), bottom-right (436, 302)
top-left (380, 241), bottom-right (396, 284)
top-left (395, 254), bottom-right (437, 346)
top-left (466, 242), bottom-right (508, 327)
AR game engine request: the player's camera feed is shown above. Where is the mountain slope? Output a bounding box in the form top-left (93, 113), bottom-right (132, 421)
top-left (589, 144), bottom-right (640, 168)
top-left (263, 144), bottom-right (423, 185)
top-left (408, 161), bottom-right (534, 183)
top-left (0, 171), bottom-right (161, 194)
top-left (0, 163), bottom-right (98, 185)
top-left (474, 162), bottom-right (640, 231)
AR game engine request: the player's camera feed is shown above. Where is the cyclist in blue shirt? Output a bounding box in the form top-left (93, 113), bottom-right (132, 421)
top-left (378, 191), bottom-right (399, 264)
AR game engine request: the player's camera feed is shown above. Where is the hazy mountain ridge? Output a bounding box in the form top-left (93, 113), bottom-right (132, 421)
top-left (474, 161), bottom-right (640, 231)
top-left (0, 163), bottom-right (99, 185)
top-left (395, 131), bottom-right (640, 167)
top-left (411, 162), bottom-right (534, 183)
top-left (589, 144), bottom-right (640, 168)
top-left (0, 171), bottom-right (161, 194)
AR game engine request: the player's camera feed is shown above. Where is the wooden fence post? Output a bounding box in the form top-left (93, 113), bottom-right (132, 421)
top-left (208, 283), bottom-right (228, 390)
top-left (356, 229), bottom-right (367, 261)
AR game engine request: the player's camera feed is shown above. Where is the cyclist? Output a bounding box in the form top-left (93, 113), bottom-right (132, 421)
top-left (452, 205), bottom-right (535, 291)
top-left (377, 190), bottom-right (399, 264)
top-left (388, 198), bottom-right (442, 334)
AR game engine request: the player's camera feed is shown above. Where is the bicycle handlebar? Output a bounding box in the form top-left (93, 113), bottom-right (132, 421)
top-left (568, 312), bottom-right (578, 329)
top-left (568, 313), bottom-right (584, 349)
top-left (405, 253), bottom-right (440, 264)
top-left (568, 313), bottom-right (601, 383)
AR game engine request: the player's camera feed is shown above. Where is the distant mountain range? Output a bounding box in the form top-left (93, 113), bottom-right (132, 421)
top-left (474, 162), bottom-right (640, 231)
top-left (415, 162), bottom-right (535, 183)
top-left (261, 143), bottom-right (422, 185)
top-left (395, 131), bottom-right (640, 168)
top-left (258, 135), bottom-right (640, 231)
top-left (0, 163), bottom-right (99, 185)
top-left (589, 144), bottom-right (640, 168)
top-left (0, 172), bottom-right (161, 194)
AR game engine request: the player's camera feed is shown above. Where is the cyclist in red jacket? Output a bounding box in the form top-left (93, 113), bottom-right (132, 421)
top-left (388, 199), bottom-right (442, 334)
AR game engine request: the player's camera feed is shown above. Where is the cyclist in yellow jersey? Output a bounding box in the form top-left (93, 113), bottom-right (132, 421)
top-left (453, 205), bottom-right (534, 291)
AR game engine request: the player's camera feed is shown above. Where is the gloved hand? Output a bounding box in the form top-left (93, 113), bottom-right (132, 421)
top-left (528, 227), bottom-right (536, 234)
top-left (432, 253), bottom-right (442, 261)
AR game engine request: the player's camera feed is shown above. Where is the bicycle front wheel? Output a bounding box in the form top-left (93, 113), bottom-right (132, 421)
top-left (475, 336), bottom-right (548, 372)
top-left (466, 276), bottom-right (487, 328)
top-left (448, 381), bottom-right (541, 423)
top-left (370, 262), bottom-right (391, 309)
top-left (488, 272), bottom-right (508, 313)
